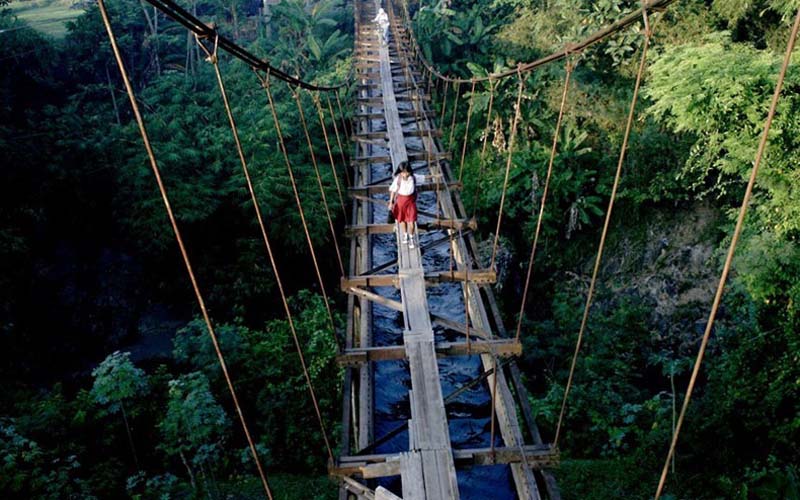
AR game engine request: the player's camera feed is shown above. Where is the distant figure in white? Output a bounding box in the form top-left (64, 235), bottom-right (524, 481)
top-left (373, 7), bottom-right (389, 43)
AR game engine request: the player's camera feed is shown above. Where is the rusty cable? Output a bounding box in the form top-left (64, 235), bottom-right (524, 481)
top-left (554, 17), bottom-right (654, 449)
top-left (654, 8), bottom-right (800, 499)
top-left (515, 58), bottom-right (576, 343)
top-left (98, 5), bottom-right (274, 496)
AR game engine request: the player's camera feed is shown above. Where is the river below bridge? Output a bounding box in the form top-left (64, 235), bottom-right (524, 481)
top-left (363, 100), bottom-right (517, 498)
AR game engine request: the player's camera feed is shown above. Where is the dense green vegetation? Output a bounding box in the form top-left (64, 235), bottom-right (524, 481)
top-left (416, 0), bottom-right (800, 497)
top-left (1, 0), bottom-right (349, 496)
top-left (2, 0), bottom-right (799, 497)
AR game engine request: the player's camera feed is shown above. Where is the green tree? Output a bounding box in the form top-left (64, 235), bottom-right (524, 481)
top-left (158, 372), bottom-right (230, 492)
top-left (91, 351), bottom-right (149, 469)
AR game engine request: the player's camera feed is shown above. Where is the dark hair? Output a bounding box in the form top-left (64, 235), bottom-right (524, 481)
top-left (393, 160), bottom-right (415, 190)
top-left (394, 160), bottom-right (413, 176)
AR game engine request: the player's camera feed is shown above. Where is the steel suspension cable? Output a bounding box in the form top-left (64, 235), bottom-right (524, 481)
top-left (326, 93), bottom-right (351, 192)
top-left (654, 8), bottom-right (800, 499)
top-left (458, 80), bottom-right (477, 182)
top-left (333, 90), bottom-right (353, 187)
top-left (489, 70), bottom-right (526, 270)
top-left (317, 93), bottom-right (349, 219)
top-left (291, 89), bottom-right (346, 280)
top-left (255, 71), bottom-right (337, 335)
top-left (553, 17), bottom-right (654, 449)
top-left (96, 4), bottom-right (274, 496)
top-left (514, 58), bottom-right (576, 343)
top-left (196, 39), bottom-right (336, 464)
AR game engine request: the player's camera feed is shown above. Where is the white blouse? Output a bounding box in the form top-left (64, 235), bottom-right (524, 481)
top-left (389, 174), bottom-right (425, 196)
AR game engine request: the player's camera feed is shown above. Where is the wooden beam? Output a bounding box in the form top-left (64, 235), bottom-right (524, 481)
top-left (354, 129), bottom-right (440, 140)
top-left (332, 444), bottom-right (558, 477)
top-left (345, 218), bottom-right (476, 236)
top-left (336, 338), bottom-right (522, 365)
top-left (357, 95), bottom-right (430, 105)
top-left (341, 269), bottom-right (496, 288)
top-left (346, 287), bottom-right (404, 312)
top-left (352, 151), bottom-right (451, 165)
top-left (431, 314), bottom-right (492, 339)
top-left (357, 230), bottom-right (473, 277)
top-left (355, 110), bottom-right (434, 120)
top-left (349, 181), bottom-right (462, 196)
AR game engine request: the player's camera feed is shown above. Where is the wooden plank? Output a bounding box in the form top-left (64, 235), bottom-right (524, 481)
top-left (345, 218), bottom-right (476, 237)
top-left (341, 268), bottom-right (496, 288)
top-left (351, 151), bottom-right (451, 165)
top-left (349, 181), bottom-right (461, 195)
top-left (346, 286), bottom-right (404, 312)
top-left (355, 129), bottom-right (440, 140)
top-left (375, 486), bottom-right (403, 500)
top-left (336, 338), bottom-right (522, 365)
top-left (400, 452), bottom-right (425, 500)
top-left (355, 110), bottom-right (435, 120)
top-left (334, 444), bottom-right (558, 475)
top-left (430, 314), bottom-right (492, 339)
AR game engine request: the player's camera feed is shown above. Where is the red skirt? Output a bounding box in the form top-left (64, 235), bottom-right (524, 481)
top-left (392, 193), bottom-right (417, 223)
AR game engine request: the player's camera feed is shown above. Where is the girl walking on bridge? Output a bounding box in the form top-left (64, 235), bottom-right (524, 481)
top-left (373, 7), bottom-right (389, 43)
top-left (388, 161), bottom-right (438, 249)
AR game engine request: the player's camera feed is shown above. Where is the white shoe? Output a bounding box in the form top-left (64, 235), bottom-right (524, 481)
top-left (402, 233), bottom-right (408, 244)
top-left (408, 236), bottom-right (416, 249)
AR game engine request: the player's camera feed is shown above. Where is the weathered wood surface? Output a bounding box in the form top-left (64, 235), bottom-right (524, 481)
top-left (336, 338), bottom-right (522, 365)
top-left (334, 443), bottom-right (558, 476)
top-left (341, 268), bottom-right (494, 288)
top-left (339, 1), bottom-right (556, 498)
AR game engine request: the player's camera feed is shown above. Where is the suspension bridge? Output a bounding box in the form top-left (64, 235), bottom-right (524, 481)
top-left (95, 0), bottom-right (800, 497)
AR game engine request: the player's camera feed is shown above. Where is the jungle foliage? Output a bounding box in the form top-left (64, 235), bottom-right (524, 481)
top-left (2, 0), bottom-right (800, 497)
top-left (415, 0), bottom-right (799, 497)
top-left (1, 0), bottom-right (348, 496)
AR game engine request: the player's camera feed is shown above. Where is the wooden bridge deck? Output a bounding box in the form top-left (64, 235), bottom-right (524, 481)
top-left (335, 1), bottom-right (559, 498)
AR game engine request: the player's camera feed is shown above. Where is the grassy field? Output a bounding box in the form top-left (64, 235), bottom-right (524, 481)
top-left (7, 0), bottom-right (86, 38)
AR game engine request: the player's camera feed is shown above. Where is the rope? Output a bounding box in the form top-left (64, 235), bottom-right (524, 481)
top-left (398, 0), bottom-right (676, 84)
top-left (458, 80), bottom-right (477, 182)
top-left (333, 90), bottom-right (353, 187)
top-left (439, 79), bottom-right (450, 128)
top-left (472, 79), bottom-right (497, 218)
top-left (255, 71), bottom-right (337, 336)
top-left (326, 93), bottom-right (351, 192)
top-left (490, 70), bottom-right (526, 270)
top-left (654, 8), bottom-right (800, 498)
top-left (448, 81), bottom-right (462, 148)
top-left (196, 38), bottom-right (336, 465)
top-left (318, 93), bottom-right (349, 219)
top-left (292, 89), bottom-right (347, 279)
top-left (553, 18), bottom-right (654, 449)
top-left (514, 57), bottom-right (576, 343)
top-left (97, 4), bottom-right (273, 497)
top-left (142, 0), bottom-right (347, 90)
